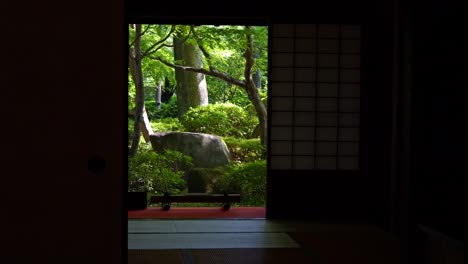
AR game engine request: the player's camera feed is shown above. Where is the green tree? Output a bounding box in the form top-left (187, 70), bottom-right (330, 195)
top-left (155, 26), bottom-right (268, 145)
top-left (128, 24), bottom-right (146, 157)
top-left (173, 26), bottom-right (209, 118)
top-left (128, 24), bottom-right (175, 156)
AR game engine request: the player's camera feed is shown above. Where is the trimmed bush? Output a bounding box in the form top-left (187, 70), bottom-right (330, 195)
top-left (150, 117), bottom-right (184, 132)
top-left (223, 137), bottom-right (265, 163)
top-left (187, 167), bottom-right (229, 193)
top-left (211, 160), bottom-right (266, 206)
top-left (146, 96), bottom-right (178, 120)
top-left (181, 103), bottom-right (257, 138)
top-left (128, 145), bottom-right (192, 194)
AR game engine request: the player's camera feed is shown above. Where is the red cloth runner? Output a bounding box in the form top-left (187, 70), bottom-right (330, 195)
top-left (128, 207), bottom-right (265, 219)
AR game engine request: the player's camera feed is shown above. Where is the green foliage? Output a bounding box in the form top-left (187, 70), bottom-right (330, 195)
top-left (211, 161), bottom-right (266, 206)
top-left (188, 167), bottom-right (229, 193)
top-left (128, 118), bottom-right (134, 146)
top-left (150, 117), bottom-right (184, 132)
top-left (223, 137), bottom-right (265, 163)
top-left (193, 26), bottom-right (269, 105)
top-left (128, 72), bottom-right (136, 110)
top-left (145, 96), bottom-right (178, 120)
top-left (129, 24), bottom-right (176, 112)
top-left (128, 144), bottom-right (192, 194)
top-left (181, 103), bottom-right (257, 138)
top-left (128, 24), bottom-right (269, 133)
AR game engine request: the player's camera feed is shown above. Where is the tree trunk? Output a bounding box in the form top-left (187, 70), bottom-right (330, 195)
top-left (128, 107), bottom-right (154, 142)
top-left (253, 69), bottom-right (262, 88)
top-left (174, 28), bottom-right (208, 118)
top-left (128, 24), bottom-right (153, 156)
top-left (246, 79), bottom-right (267, 146)
top-left (244, 27), bottom-right (267, 146)
top-left (140, 107), bottom-right (153, 142)
top-left (156, 79), bottom-right (162, 109)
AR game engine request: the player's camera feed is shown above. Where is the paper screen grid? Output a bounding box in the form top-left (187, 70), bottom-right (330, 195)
top-left (270, 24), bottom-right (361, 170)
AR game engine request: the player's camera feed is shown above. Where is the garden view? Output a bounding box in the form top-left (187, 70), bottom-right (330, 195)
top-left (128, 24), bottom-right (268, 207)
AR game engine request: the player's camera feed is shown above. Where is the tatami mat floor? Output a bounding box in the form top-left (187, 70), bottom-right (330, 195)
top-left (128, 219), bottom-right (402, 264)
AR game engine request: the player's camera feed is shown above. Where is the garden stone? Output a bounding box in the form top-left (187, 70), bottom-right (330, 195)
top-left (149, 132), bottom-right (231, 169)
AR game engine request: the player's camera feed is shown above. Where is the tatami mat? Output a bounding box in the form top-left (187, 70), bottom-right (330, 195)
top-left (128, 232), bottom-right (300, 249)
top-left (127, 220), bottom-right (403, 264)
top-left (128, 248), bottom-right (316, 264)
top-left (128, 219), bottom-right (295, 233)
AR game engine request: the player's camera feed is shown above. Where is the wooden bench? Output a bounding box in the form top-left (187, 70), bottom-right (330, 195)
top-left (150, 192), bottom-right (241, 211)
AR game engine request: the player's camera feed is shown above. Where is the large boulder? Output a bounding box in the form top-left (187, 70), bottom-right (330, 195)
top-left (149, 132), bottom-right (231, 169)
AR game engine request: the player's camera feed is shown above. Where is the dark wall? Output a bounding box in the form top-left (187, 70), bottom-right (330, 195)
top-left (3, 1), bottom-right (126, 263)
top-left (409, 0), bottom-right (465, 242)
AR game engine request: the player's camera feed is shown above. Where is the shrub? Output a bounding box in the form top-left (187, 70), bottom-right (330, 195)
top-left (187, 167), bottom-right (230, 193)
top-left (181, 103), bottom-right (257, 138)
top-left (150, 117), bottom-right (184, 132)
top-left (223, 137), bottom-right (265, 163)
top-left (128, 118), bottom-right (134, 146)
top-left (146, 96), bottom-right (178, 120)
top-left (211, 160), bottom-right (266, 206)
top-left (128, 145), bottom-right (192, 194)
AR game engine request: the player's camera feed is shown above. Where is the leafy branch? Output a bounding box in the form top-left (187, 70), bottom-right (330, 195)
top-left (152, 56), bottom-right (246, 88)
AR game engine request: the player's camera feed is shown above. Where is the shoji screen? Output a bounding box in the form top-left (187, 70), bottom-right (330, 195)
top-left (270, 24), bottom-right (361, 170)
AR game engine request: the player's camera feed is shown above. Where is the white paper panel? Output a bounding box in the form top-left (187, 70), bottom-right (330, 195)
top-left (270, 127), bottom-right (293, 140)
top-left (271, 97), bottom-right (294, 111)
top-left (294, 127), bottom-right (315, 141)
top-left (339, 98), bottom-right (360, 112)
top-left (317, 128), bottom-right (337, 141)
top-left (272, 83), bottom-right (294, 96)
top-left (317, 113), bottom-right (338, 126)
top-left (272, 24), bottom-right (295, 37)
top-left (318, 69), bottom-right (338, 82)
top-left (294, 112), bottom-right (315, 126)
top-left (318, 98), bottom-right (338, 112)
top-left (272, 68), bottom-right (294, 82)
top-left (339, 113), bottom-right (360, 126)
top-left (294, 156), bottom-right (315, 169)
top-left (341, 39), bottom-right (361, 53)
top-left (340, 54), bottom-right (360, 68)
top-left (339, 127), bottom-right (360, 141)
top-left (339, 83), bottom-right (360, 97)
top-left (271, 111), bottom-right (293, 126)
top-left (295, 24), bottom-right (317, 38)
top-left (295, 39), bottom-right (316, 52)
top-left (295, 83), bottom-right (316, 96)
top-left (318, 24), bottom-right (339, 38)
top-left (318, 54), bottom-right (338, 67)
top-left (318, 83), bottom-right (338, 97)
top-left (270, 24), bottom-right (361, 171)
top-left (340, 69), bottom-right (360, 82)
top-left (272, 38), bottom-right (294, 52)
top-left (272, 53), bottom-right (294, 67)
top-left (271, 141), bottom-right (292, 155)
top-left (319, 39), bottom-right (339, 53)
top-left (338, 142), bottom-right (359, 155)
top-left (295, 53), bottom-right (316, 67)
top-left (294, 142), bottom-right (315, 155)
top-left (295, 68), bottom-right (316, 82)
top-left (294, 98), bottom-right (316, 111)
top-left (317, 157), bottom-right (336, 170)
top-left (317, 142), bottom-right (337, 156)
top-left (270, 156), bottom-right (292, 170)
